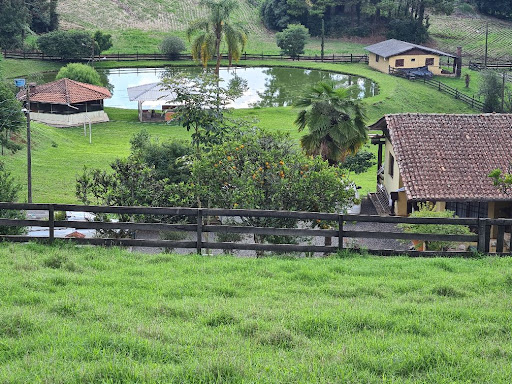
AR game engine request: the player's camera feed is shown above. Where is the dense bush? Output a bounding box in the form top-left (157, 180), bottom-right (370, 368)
top-left (0, 161), bottom-right (26, 235)
top-left (55, 63), bottom-right (102, 86)
top-left (398, 204), bottom-right (471, 251)
top-left (159, 36), bottom-right (186, 59)
top-left (386, 18), bottom-right (429, 44)
top-left (479, 70), bottom-right (505, 113)
top-left (37, 30), bottom-right (94, 59)
top-left (93, 30), bottom-right (112, 54)
top-left (276, 24), bottom-right (309, 59)
top-left (0, 81), bottom-right (24, 155)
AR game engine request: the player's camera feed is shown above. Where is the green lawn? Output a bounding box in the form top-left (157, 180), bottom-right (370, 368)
top-left (1, 59), bottom-right (475, 203)
top-left (1, 243), bottom-right (511, 383)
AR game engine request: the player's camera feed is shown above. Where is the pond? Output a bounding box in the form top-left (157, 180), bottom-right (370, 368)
top-left (102, 66), bottom-right (378, 109)
top-left (41, 66), bottom-right (378, 109)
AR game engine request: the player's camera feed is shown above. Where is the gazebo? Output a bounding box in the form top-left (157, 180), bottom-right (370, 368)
top-left (127, 82), bottom-right (181, 122)
top-left (17, 78), bottom-right (111, 127)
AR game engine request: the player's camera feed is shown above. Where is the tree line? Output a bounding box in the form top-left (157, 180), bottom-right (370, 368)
top-left (0, 0), bottom-right (58, 49)
top-left (475, 0), bottom-right (512, 20)
top-left (261, 0), bottom-right (455, 43)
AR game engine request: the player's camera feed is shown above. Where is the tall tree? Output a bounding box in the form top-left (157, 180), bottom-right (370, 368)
top-left (187, 0), bottom-right (247, 75)
top-left (0, 80), bottom-right (24, 155)
top-left (0, 0), bottom-right (29, 49)
top-left (295, 81), bottom-right (367, 164)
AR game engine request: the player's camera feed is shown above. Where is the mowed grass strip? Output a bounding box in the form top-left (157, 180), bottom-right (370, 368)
top-left (0, 243), bottom-right (511, 383)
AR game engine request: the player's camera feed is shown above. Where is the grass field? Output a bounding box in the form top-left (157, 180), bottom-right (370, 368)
top-left (1, 242), bottom-right (511, 383)
top-left (430, 14), bottom-right (512, 62)
top-left (0, 59), bottom-right (476, 203)
top-left (51, 0), bottom-right (512, 61)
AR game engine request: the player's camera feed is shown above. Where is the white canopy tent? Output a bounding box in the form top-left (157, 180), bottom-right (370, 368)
top-left (127, 82), bottom-right (180, 122)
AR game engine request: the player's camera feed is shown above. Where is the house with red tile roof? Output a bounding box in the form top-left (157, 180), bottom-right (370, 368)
top-left (370, 113), bottom-right (512, 220)
top-left (17, 78), bottom-right (111, 127)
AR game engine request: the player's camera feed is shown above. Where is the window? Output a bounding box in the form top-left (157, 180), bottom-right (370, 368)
top-left (446, 202), bottom-right (488, 218)
top-left (388, 153), bottom-right (394, 177)
top-left (376, 54), bottom-right (380, 62)
top-left (395, 59), bottom-right (404, 67)
top-left (411, 58), bottom-right (416, 62)
top-left (426, 57), bottom-right (434, 66)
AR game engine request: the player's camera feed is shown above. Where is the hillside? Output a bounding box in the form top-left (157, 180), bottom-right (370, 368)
top-left (54, 0), bottom-right (512, 60)
top-left (56, 0), bottom-right (279, 53)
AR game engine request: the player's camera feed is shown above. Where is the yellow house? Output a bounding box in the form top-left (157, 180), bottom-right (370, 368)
top-left (370, 114), bottom-right (512, 221)
top-left (364, 39), bottom-right (457, 76)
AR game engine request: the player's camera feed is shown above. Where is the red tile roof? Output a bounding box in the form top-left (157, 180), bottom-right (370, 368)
top-left (371, 113), bottom-right (512, 201)
top-left (17, 78), bottom-right (111, 105)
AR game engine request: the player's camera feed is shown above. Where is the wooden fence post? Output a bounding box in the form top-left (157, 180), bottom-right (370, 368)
top-left (196, 209), bottom-right (203, 255)
top-left (48, 205), bottom-right (55, 244)
top-left (338, 214), bottom-right (344, 250)
top-left (477, 218), bottom-right (486, 253)
top-left (496, 225), bottom-right (505, 253)
top-left (136, 51), bottom-right (139, 61)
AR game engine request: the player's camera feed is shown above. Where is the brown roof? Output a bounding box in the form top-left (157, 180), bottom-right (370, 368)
top-left (17, 78), bottom-right (111, 105)
top-left (371, 113), bottom-right (512, 201)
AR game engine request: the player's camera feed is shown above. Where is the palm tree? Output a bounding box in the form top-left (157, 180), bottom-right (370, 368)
top-left (294, 81), bottom-right (367, 165)
top-left (187, 0), bottom-right (247, 75)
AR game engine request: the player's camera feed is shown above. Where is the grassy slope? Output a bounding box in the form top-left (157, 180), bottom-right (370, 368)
top-left (53, 0), bottom-right (512, 61)
top-left (1, 243), bottom-right (512, 383)
top-left (0, 59), bottom-right (475, 203)
top-left (430, 14), bottom-right (512, 61)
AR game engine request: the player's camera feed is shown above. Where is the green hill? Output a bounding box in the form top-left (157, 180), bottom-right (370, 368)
top-left (53, 0), bottom-right (512, 60)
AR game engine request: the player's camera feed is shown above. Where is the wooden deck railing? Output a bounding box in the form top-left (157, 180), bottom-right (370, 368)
top-left (2, 49), bottom-right (368, 64)
top-left (1, 202), bottom-right (509, 256)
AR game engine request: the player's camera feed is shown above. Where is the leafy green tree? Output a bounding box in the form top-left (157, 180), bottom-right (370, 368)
top-left (479, 70), bottom-right (504, 113)
top-left (187, 0), bottom-right (247, 75)
top-left (25, 0), bottom-right (59, 33)
top-left (276, 24), bottom-right (309, 59)
top-left (37, 30), bottom-right (93, 59)
top-left (0, 81), bottom-right (24, 155)
top-left (0, 0), bottom-right (29, 49)
top-left (190, 129), bottom-right (355, 246)
top-left (159, 36), bottom-right (186, 59)
top-left (160, 72), bottom-right (247, 158)
top-left (55, 63), bottom-right (102, 86)
top-left (130, 130), bottom-right (192, 182)
top-left (295, 82), bottom-right (367, 165)
top-left (386, 17), bottom-right (429, 44)
top-left (0, 161), bottom-right (26, 235)
top-left (93, 30), bottom-right (112, 54)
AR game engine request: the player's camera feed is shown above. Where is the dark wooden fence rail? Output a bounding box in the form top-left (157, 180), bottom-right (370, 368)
top-left (2, 50), bottom-right (368, 64)
top-left (469, 61), bottom-right (512, 71)
top-left (0, 202), bottom-right (509, 256)
top-left (389, 67), bottom-right (484, 111)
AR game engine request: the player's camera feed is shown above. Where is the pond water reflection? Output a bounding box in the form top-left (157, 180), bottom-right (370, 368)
top-left (43, 66), bottom-right (378, 109)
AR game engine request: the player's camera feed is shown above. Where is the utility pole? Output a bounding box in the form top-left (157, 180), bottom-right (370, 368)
top-left (321, 18), bottom-right (325, 62)
top-left (502, 72), bottom-right (506, 112)
top-left (484, 22), bottom-right (489, 68)
top-left (26, 86), bottom-right (32, 203)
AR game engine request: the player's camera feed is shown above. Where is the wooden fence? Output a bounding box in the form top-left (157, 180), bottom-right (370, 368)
top-left (1, 202), bottom-right (510, 256)
top-left (469, 61), bottom-right (512, 71)
top-left (389, 67), bottom-right (484, 111)
top-left (2, 50), bottom-right (368, 64)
